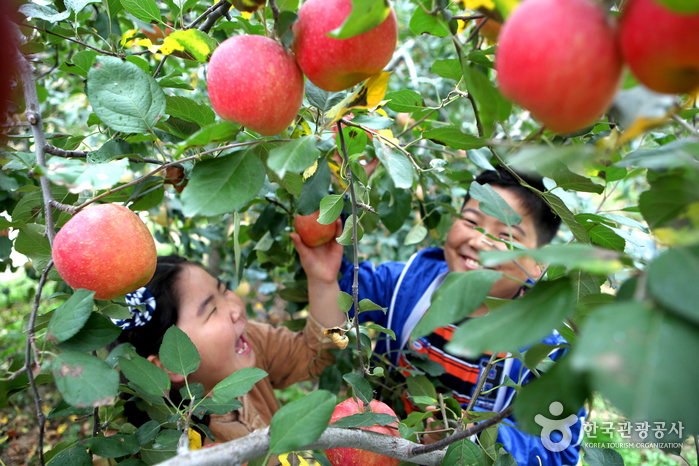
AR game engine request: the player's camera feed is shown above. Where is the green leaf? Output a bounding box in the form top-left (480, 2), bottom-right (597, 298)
top-left (12, 185), bottom-right (78, 224)
top-left (212, 367), bottom-right (268, 404)
top-left (47, 445), bottom-right (92, 466)
top-left (159, 326), bottom-right (201, 377)
top-left (181, 150), bottom-right (265, 217)
top-left (351, 115), bottom-right (394, 130)
top-left (552, 167), bottom-right (605, 194)
top-left (423, 127), bottom-right (486, 151)
top-left (647, 246), bottom-right (699, 326)
top-left (469, 182), bottom-right (522, 226)
top-left (296, 158), bottom-right (332, 215)
top-left (120, 0), bottom-right (161, 23)
top-left (447, 278), bottom-right (576, 356)
top-left (431, 59), bottom-right (462, 81)
top-left (373, 138), bottom-right (413, 189)
top-left (481, 244), bottom-right (623, 275)
top-left (362, 323), bottom-right (396, 340)
top-left (47, 289), bottom-right (96, 343)
top-left (336, 126), bottom-right (368, 159)
top-left (409, 1), bottom-right (450, 38)
top-left (166, 96), bottom-right (215, 126)
top-left (176, 121), bottom-right (240, 155)
top-left (87, 56), bottom-right (166, 134)
top-left (384, 90), bottom-right (425, 113)
top-left (358, 299), bottom-right (384, 313)
top-left (583, 446), bottom-right (625, 466)
top-left (87, 435), bottom-right (140, 458)
top-left (542, 192), bottom-right (590, 243)
top-left (404, 223), bottom-right (427, 245)
top-left (160, 29), bottom-right (218, 62)
top-left (587, 225), bottom-right (626, 252)
top-left (571, 301), bottom-right (699, 440)
top-left (378, 183), bottom-right (412, 233)
top-left (136, 420), bottom-right (161, 446)
top-left (15, 224), bottom-right (60, 279)
top-left (461, 65), bottom-right (511, 137)
top-left (639, 171), bottom-right (699, 229)
top-left (53, 351), bottom-right (119, 407)
top-left (88, 139), bottom-right (134, 163)
top-left (118, 354), bottom-right (171, 398)
top-left (268, 136), bottom-right (320, 179)
top-left (338, 292), bottom-right (353, 313)
top-left (405, 375), bottom-right (437, 404)
top-left (337, 217), bottom-right (364, 245)
top-left (442, 439), bottom-right (485, 466)
top-left (618, 139), bottom-right (699, 171)
top-left (305, 81), bottom-right (347, 113)
top-left (269, 390), bottom-right (336, 454)
top-left (318, 194), bottom-right (344, 225)
top-left (18, 4), bottom-right (71, 22)
top-left (343, 373), bottom-right (373, 406)
top-left (58, 312), bottom-right (121, 351)
top-left (514, 356), bottom-right (590, 436)
top-left (411, 270), bottom-right (502, 340)
top-left (197, 398), bottom-right (243, 415)
top-left (328, 0), bottom-right (391, 39)
top-left (61, 50), bottom-right (98, 77)
top-left (330, 412), bottom-right (397, 428)
top-left (46, 158), bottom-right (128, 193)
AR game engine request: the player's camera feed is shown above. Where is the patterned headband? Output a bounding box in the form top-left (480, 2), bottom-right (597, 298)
top-left (112, 287), bottom-right (156, 330)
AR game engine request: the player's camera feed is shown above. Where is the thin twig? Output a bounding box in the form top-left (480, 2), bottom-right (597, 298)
top-left (44, 143), bottom-right (166, 165)
top-left (465, 16), bottom-right (488, 44)
top-left (75, 154), bottom-right (201, 212)
top-left (340, 118), bottom-right (422, 172)
top-left (269, 0), bottom-right (280, 23)
top-left (672, 114), bottom-right (699, 135)
top-left (198, 139), bottom-right (292, 156)
top-left (200, 1), bottom-right (232, 34)
top-left (185, 0), bottom-right (227, 30)
top-left (338, 121), bottom-right (367, 376)
top-left (452, 14), bottom-right (485, 21)
top-left (411, 405), bottom-right (514, 456)
top-left (463, 353), bottom-right (497, 424)
top-left (25, 260), bottom-right (54, 466)
top-left (593, 179), bottom-right (622, 215)
top-left (153, 55), bottom-right (168, 78)
top-left (22, 24), bottom-right (122, 58)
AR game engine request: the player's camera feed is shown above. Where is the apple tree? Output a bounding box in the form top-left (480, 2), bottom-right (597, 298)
top-left (1, 0), bottom-right (698, 464)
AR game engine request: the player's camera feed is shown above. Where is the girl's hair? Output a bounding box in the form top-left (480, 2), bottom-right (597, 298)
top-left (116, 255), bottom-right (195, 356)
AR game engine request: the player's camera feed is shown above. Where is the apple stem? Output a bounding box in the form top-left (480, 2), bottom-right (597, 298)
top-left (337, 121), bottom-right (367, 377)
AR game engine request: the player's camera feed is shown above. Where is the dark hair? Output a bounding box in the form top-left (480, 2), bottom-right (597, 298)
top-left (463, 167), bottom-right (561, 246)
top-left (116, 255), bottom-right (195, 357)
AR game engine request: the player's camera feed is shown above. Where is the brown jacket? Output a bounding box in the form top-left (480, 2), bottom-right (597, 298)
top-left (207, 315), bottom-right (335, 442)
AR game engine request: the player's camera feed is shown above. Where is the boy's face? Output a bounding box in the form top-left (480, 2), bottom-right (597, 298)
top-left (444, 186), bottom-right (542, 300)
top-left (174, 265), bottom-right (256, 393)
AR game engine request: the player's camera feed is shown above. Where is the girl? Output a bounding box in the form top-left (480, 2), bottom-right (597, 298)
top-left (114, 252), bottom-right (346, 443)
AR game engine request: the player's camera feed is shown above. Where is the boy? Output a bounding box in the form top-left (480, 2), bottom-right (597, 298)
top-left (291, 167), bottom-right (584, 466)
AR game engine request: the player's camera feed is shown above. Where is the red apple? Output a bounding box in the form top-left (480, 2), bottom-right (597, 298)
top-left (52, 204), bottom-right (157, 301)
top-left (294, 210), bottom-right (337, 247)
top-left (325, 398), bottom-right (401, 466)
top-left (207, 35), bottom-right (304, 136)
top-left (619, 0), bottom-right (699, 94)
top-left (495, 0), bottom-right (623, 134)
top-left (292, 0), bottom-right (398, 92)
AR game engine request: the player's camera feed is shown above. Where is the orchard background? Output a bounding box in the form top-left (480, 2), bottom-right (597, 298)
top-left (1, 0), bottom-right (698, 464)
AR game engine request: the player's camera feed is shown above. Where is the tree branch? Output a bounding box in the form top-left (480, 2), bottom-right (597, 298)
top-left (22, 24), bottom-right (123, 58)
top-left (25, 260), bottom-right (54, 466)
top-left (158, 427), bottom-right (446, 466)
top-left (337, 121), bottom-right (367, 376)
top-left (185, 0), bottom-right (228, 30)
top-left (44, 142), bottom-right (168, 165)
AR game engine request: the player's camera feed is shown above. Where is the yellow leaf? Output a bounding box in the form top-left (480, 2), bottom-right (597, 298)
top-left (188, 427), bottom-right (203, 450)
top-left (618, 115), bottom-right (673, 146)
top-left (241, 11), bottom-right (253, 20)
top-left (378, 128), bottom-right (399, 145)
top-left (56, 423), bottom-right (68, 435)
top-left (327, 158), bottom-right (347, 189)
top-left (292, 118), bottom-right (313, 139)
top-left (303, 160), bottom-right (319, 181)
top-left (280, 452), bottom-right (310, 466)
top-left (133, 38), bottom-right (161, 54)
top-left (121, 29), bottom-right (137, 47)
top-left (654, 202), bottom-right (699, 246)
top-left (462, 0), bottom-right (495, 9)
top-left (326, 72), bottom-right (391, 124)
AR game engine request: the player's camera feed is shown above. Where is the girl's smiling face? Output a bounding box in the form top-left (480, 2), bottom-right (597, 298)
top-left (174, 265), bottom-right (255, 393)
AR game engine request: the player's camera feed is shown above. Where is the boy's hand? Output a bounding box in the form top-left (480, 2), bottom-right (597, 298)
top-left (291, 219), bottom-right (344, 284)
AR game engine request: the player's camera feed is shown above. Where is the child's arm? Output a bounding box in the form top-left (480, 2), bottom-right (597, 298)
top-left (291, 219), bottom-right (347, 329)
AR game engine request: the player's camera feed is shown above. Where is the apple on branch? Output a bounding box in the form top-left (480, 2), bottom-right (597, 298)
top-left (292, 0), bottom-right (398, 92)
top-left (52, 204), bottom-right (157, 301)
top-left (294, 210), bottom-right (337, 247)
top-left (495, 0), bottom-right (623, 134)
top-left (618, 0), bottom-right (699, 95)
top-left (207, 35), bottom-right (304, 136)
top-left (325, 398), bottom-right (401, 466)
